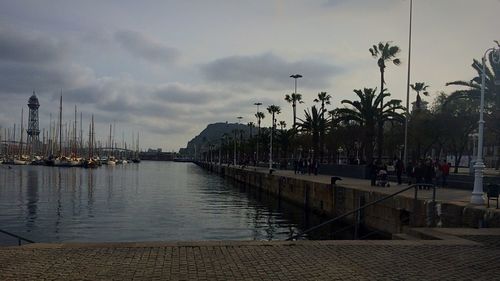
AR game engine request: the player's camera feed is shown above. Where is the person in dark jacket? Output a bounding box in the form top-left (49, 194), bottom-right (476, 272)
top-left (414, 160), bottom-right (424, 185)
top-left (423, 159), bottom-right (435, 189)
top-left (395, 157), bottom-right (404, 185)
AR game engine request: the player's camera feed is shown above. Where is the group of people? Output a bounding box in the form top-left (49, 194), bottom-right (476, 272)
top-left (405, 159), bottom-right (451, 187)
top-left (371, 158), bottom-right (451, 187)
top-left (293, 158), bottom-right (319, 175)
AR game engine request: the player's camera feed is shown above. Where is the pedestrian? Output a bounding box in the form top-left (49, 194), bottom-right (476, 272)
top-left (406, 161), bottom-right (414, 185)
top-left (293, 159), bottom-right (298, 174)
top-left (414, 160), bottom-right (424, 185)
top-left (423, 158), bottom-right (435, 189)
top-left (314, 159), bottom-right (319, 175)
top-left (395, 157), bottom-right (404, 185)
top-left (434, 160), bottom-right (442, 187)
top-left (307, 158), bottom-right (312, 175)
top-left (369, 160), bottom-right (378, 186)
top-left (441, 160), bottom-right (450, 187)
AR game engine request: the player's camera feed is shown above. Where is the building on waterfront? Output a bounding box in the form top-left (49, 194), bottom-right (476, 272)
top-left (140, 149), bottom-right (177, 161)
top-left (26, 91), bottom-right (40, 155)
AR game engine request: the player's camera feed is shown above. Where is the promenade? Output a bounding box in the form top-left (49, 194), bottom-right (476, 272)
top-left (1, 228), bottom-right (500, 280)
top-left (245, 166), bottom-right (490, 207)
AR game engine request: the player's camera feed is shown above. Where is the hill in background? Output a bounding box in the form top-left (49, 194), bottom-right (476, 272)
top-left (178, 122), bottom-right (249, 157)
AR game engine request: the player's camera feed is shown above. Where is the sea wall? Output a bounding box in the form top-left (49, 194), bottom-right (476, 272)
top-left (197, 162), bottom-right (500, 234)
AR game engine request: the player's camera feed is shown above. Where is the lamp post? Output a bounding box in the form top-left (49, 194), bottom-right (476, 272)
top-left (235, 116), bottom-right (243, 165)
top-left (254, 102), bottom-right (262, 165)
top-left (403, 0), bottom-right (413, 167)
top-left (471, 42), bottom-right (500, 205)
top-left (290, 74), bottom-right (303, 129)
top-left (219, 138), bottom-right (222, 166)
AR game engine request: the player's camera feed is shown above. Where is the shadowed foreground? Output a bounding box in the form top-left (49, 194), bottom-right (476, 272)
top-left (1, 232), bottom-right (499, 281)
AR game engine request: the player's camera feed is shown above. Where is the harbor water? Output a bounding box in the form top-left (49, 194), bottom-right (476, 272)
top-left (0, 161), bottom-right (361, 244)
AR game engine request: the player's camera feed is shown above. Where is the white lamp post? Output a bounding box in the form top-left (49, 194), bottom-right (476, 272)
top-left (471, 42), bottom-right (500, 205)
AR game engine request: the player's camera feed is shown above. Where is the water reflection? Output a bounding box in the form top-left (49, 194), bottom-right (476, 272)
top-left (26, 170), bottom-right (38, 228)
top-left (0, 162), bottom-right (379, 245)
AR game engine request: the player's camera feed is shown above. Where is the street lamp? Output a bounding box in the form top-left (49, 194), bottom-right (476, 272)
top-left (471, 42), bottom-right (500, 205)
top-left (403, 0), bottom-right (413, 167)
top-left (290, 74), bottom-right (303, 129)
top-left (254, 102), bottom-right (262, 165)
top-left (235, 116), bottom-right (243, 165)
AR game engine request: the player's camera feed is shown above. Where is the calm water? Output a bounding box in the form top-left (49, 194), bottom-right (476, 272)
top-left (0, 161), bottom-right (344, 244)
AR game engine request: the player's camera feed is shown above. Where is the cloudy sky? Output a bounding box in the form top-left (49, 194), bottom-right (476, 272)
top-left (0, 0), bottom-right (499, 151)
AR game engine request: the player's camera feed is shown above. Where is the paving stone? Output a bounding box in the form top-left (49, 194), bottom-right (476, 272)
top-left (1, 239), bottom-right (499, 280)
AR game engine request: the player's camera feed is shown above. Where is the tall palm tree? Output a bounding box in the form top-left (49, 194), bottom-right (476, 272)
top-left (255, 112), bottom-right (265, 135)
top-left (297, 105), bottom-right (327, 161)
top-left (369, 42), bottom-right (401, 160)
top-left (447, 53), bottom-right (500, 168)
top-left (314, 91), bottom-right (332, 161)
top-left (337, 88), bottom-right (404, 163)
top-left (447, 54), bottom-right (500, 133)
top-left (278, 121), bottom-right (287, 131)
top-left (247, 122), bottom-right (255, 138)
top-left (267, 105), bottom-right (281, 129)
top-left (267, 105), bottom-right (281, 169)
top-left (284, 93), bottom-right (303, 129)
top-left (314, 92), bottom-right (331, 115)
top-left (410, 82), bottom-right (430, 110)
top-left (255, 111), bottom-right (265, 163)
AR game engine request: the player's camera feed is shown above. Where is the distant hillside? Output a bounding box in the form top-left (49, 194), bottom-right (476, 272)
top-left (179, 122), bottom-right (249, 156)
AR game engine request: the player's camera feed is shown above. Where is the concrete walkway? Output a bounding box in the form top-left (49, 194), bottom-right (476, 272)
top-left (244, 165), bottom-right (499, 210)
top-left (1, 228), bottom-right (500, 280)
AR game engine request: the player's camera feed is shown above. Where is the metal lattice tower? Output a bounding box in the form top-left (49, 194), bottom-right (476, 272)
top-left (27, 91), bottom-right (40, 155)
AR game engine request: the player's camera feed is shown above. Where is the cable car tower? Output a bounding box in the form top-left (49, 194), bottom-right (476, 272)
top-left (27, 91), bottom-right (40, 155)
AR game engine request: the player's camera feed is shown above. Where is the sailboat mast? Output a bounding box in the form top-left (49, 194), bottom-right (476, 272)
top-left (59, 93), bottom-right (62, 156)
top-left (20, 108), bottom-right (24, 158)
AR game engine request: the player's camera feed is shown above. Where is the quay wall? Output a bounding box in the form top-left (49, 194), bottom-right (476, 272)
top-left (197, 162), bottom-right (500, 235)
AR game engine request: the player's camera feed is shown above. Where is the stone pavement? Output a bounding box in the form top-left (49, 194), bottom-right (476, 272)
top-left (1, 229), bottom-right (500, 281)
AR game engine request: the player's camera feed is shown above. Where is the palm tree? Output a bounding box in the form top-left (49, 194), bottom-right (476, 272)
top-left (267, 105), bottom-right (281, 168)
top-left (447, 53), bottom-right (500, 169)
top-left (446, 54), bottom-right (500, 131)
top-left (369, 42), bottom-right (401, 160)
top-left (278, 121), bottom-right (287, 131)
top-left (284, 93), bottom-right (303, 129)
top-left (410, 82), bottom-right (430, 110)
top-left (267, 105), bottom-right (281, 129)
top-left (297, 105), bottom-right (327, 161)
top-left (314, 92), bottom-right (332, 115)
top-left (255, 111), bottom-right (265, 163)
top-left (314, 91), bottom-right (332, 161)
top-left (337, 88), bottom-right (404, 163)
top-left (247, 122), bottom-right (255, 138)
top-left (255, 112), bottom-right (265, 135)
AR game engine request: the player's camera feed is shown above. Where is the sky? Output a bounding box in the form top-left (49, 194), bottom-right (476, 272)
top-left (0, 0), bottom-right (499, 151)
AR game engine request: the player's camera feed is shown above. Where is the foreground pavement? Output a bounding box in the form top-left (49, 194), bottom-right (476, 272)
top-left (1, 228), bottom-right (500, 280)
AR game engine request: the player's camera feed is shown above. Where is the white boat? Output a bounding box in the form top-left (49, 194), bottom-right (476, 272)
top-left (13, 159), bottom-right (28, 165)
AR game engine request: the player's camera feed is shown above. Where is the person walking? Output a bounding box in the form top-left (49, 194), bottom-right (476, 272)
top-left (406, 161), bottom-right (414, 185)
top-left (423, 159), bottom-right (435, 189)
top-left (395, 157), bottom-right (404, 185)
top-left (441, 160), bottom-right (450, 187)
top-left (414, 160), bottom-right (424, 186)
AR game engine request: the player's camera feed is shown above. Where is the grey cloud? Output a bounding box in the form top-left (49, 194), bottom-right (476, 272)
top-left (0, 27), bottom-right (69, 63)
top-left (201, 53), bottom-right (342, 91)
top-left (115, 30), bottom-right (179, 64)
top-left (153, 84), bottom-right (219, 104)
top-left (0, 27), bottom-right (92, 96)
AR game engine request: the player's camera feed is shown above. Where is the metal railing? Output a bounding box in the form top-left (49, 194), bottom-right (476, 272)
top-left (286, 183), bottom-right (436, 241)
top-left (0, 229), bottom-right (35, 245)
